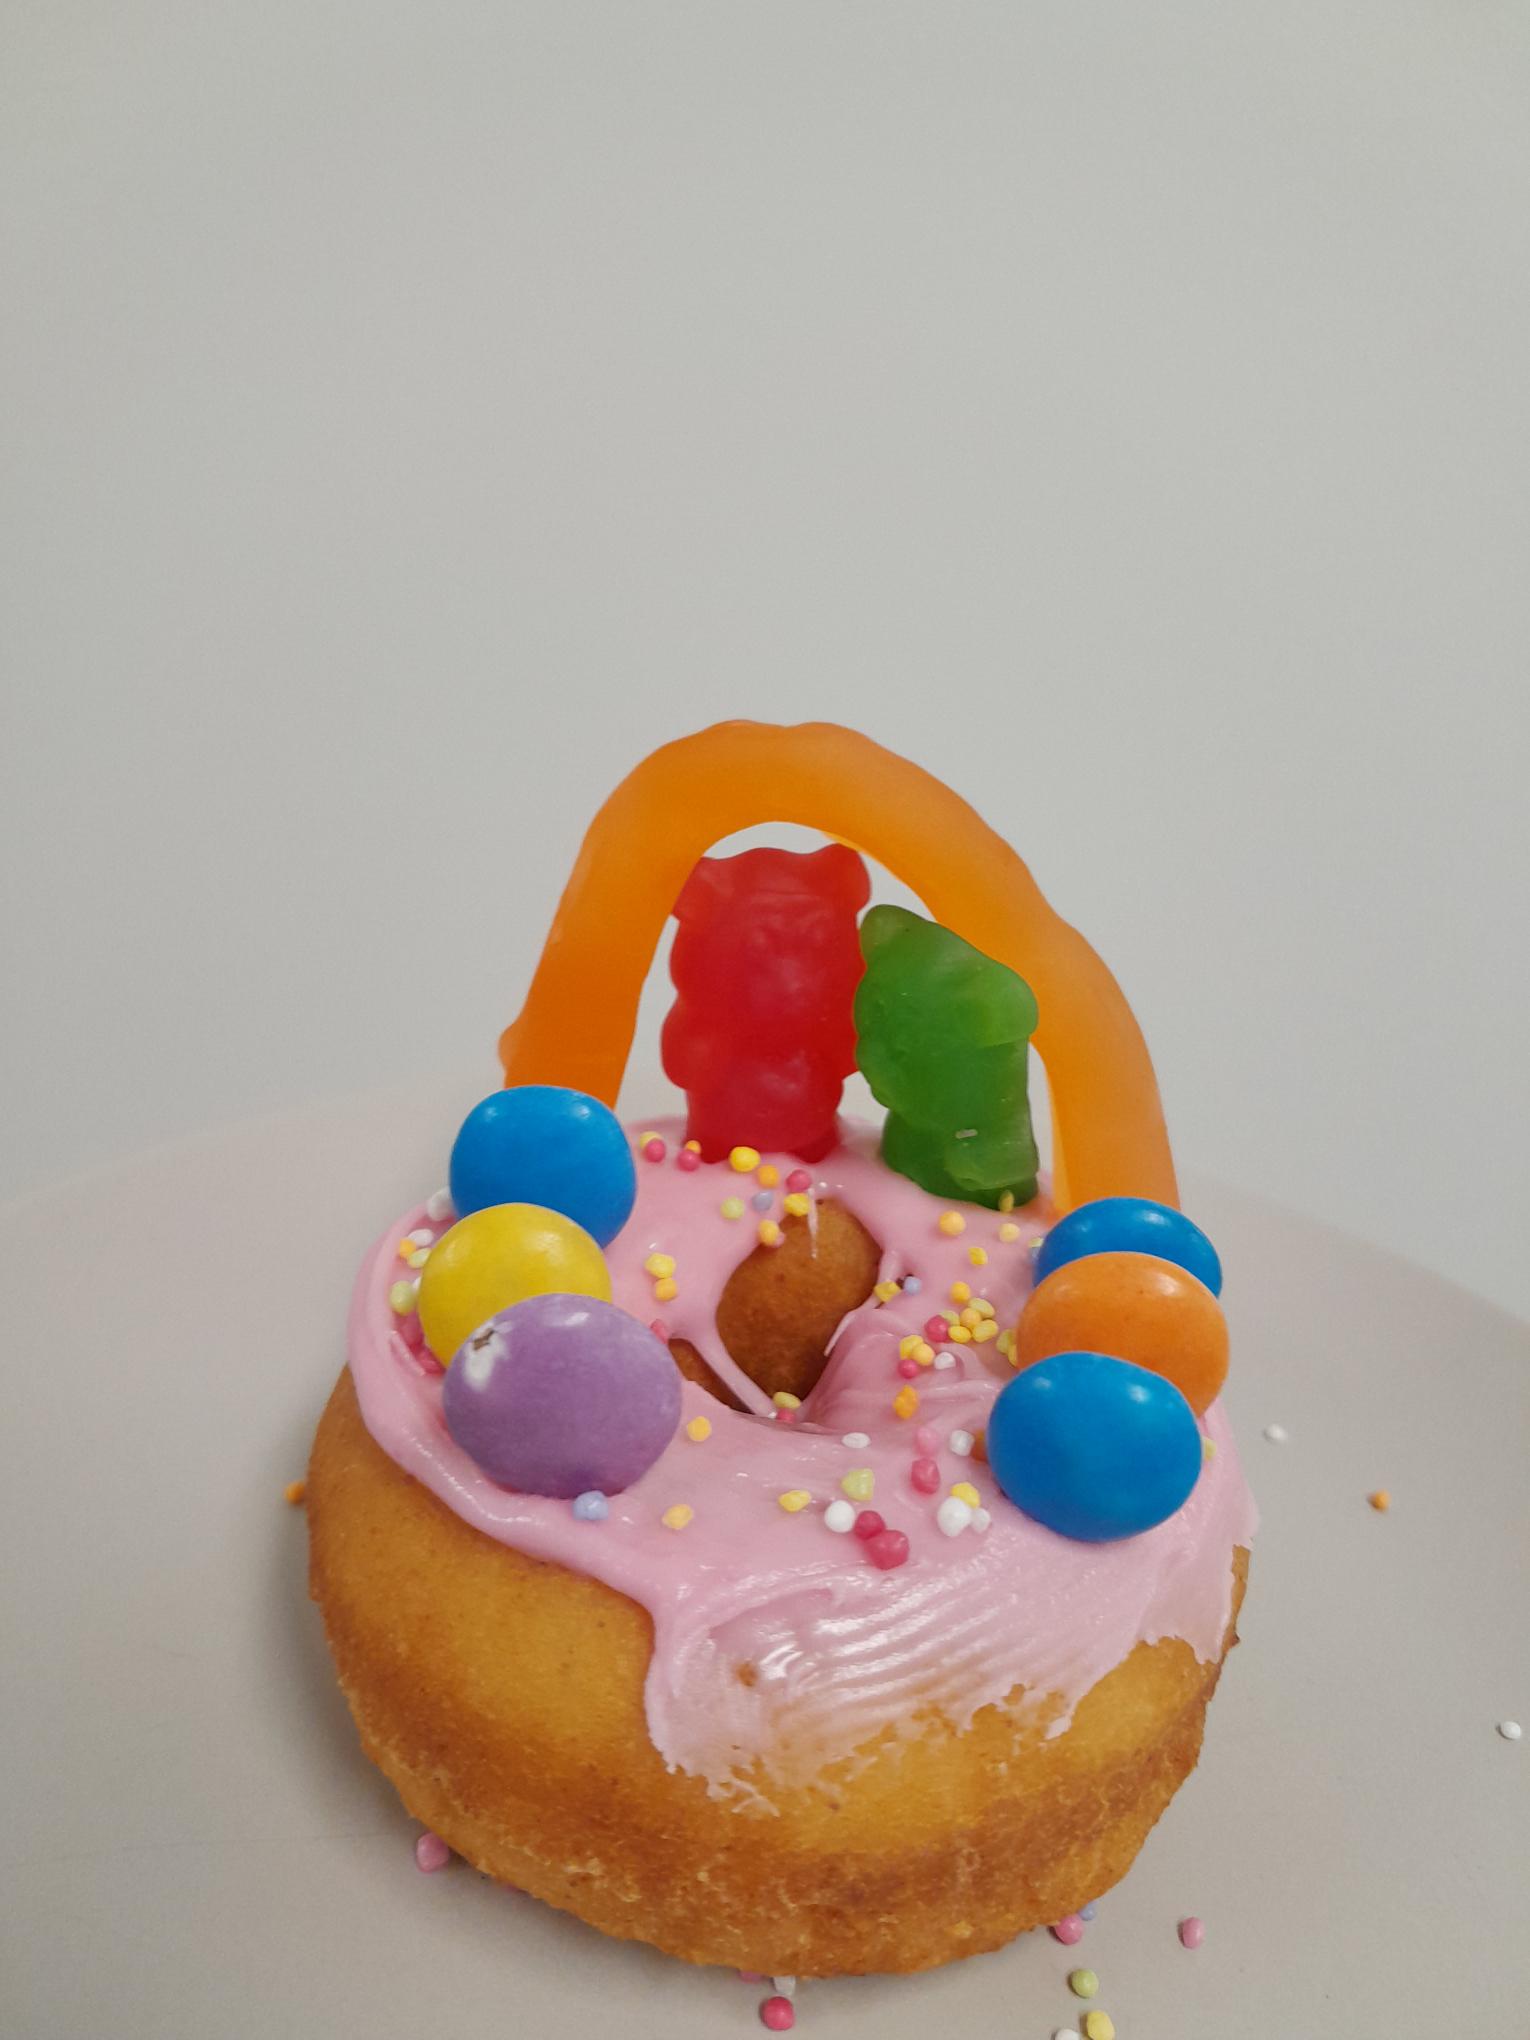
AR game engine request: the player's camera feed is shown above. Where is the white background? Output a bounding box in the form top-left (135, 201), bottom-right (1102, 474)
top-left (4, 1), bottom-right (1528, 1318)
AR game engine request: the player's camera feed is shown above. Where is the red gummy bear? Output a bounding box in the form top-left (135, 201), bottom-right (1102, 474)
top-left (661, 844), bottom-right (870, 1163)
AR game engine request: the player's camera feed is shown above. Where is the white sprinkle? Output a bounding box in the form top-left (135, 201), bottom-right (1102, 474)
top-left (823, 1500), bottom-right (856, 1534)
top-left (771, 1977), bottom-right (797, 1999)
top-left (1499, 1719), bottom-right (1523, 1741)
top-left (840, 1432), bottom-right (870, 1449)
top-left (948, 1428), bottom-right (975, 1458)
top-left (405, 1227), bottom-right (434, 1247)
top-left (971, 1507), bottom-right (992, 1534)
top-left (933, 1350), bottom-right (957, 1371)
top-left (1054, 2030), bottom-right (1083, 2040)
top-left (425, 1188), bottom-right (455, 1222)
top-left (1263, 1423), bottom-right (1289, 1444)
top-left (936, 1496), bottom-right (974, 1538)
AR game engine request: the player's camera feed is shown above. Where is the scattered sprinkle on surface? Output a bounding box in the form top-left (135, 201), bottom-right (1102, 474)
top-left (1498, 1719), bottom-right (1523, 1740)
top-left (1051, 1913), bottom-right (1085, 1945)
top-left (759, 1996), bottom-right (795, 2032)
top-left (720, 1197), bottom-right (746, 1220)
top-left (756, 1165), bottom-right (780, 1188)
top-left (1367, 1489), bottom-right (1391, 1511)
top-left (1179, 1914), bottom-right (1205, 1949)
top-left (1081, 2014), bottom-right (1115, 2040)
top-left (572, 1491), bottom-right (609, 1521)
top-left (1263, 1423), bottom-right (1289, 1443)
top-left (283, 1480), bottom-right (306, 1506)
top-left (773, 1391), bottom-right (802, 1409)
top-left (998, 1220), bottom-right (1021, 1242)
top-left (653, 1275), bottom-right (679, 1302)
top-left (414, 1831), bottom-right (451, 1873)
top-left (1068, 1968), bottom-right (1099, 1999)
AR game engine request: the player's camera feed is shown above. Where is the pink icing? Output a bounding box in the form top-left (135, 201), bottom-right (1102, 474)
top-left (348, 1118), bottom-right (1256, 1795)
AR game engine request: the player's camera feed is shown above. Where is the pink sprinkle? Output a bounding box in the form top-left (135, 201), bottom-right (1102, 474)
top-left (642, 1137), bottom-right (667, 1163)
top-left (914, 1423), bottom-right (940, 1454)
top-left (414, 1831), bottom-right (450, 1873)
top-left (923, 1315), bottom-right (950, 1342)
top-left (1179, 1915), bottom-right (1205, 1950)
top-left (897, 1356), bottom-right (921, 1379)
top-left (399, 1313), bottom-right (426, 1353)
top-left (773, 1407), bottom-right (800, 1426)
top-left (760, 1996), bottom-right (795, 2032)
top-left (910, 1457), bottom-right (941, 1494)
top-left (676, 1148), bottom-right (701, 1172)
top-left (853, 1509), bottom-right (885, 1540)
top-left (649, 1319), bottom-right (670, 1341)
top-left (1051, 1913), bottom-right (1085, 1944)
top-left (737, 1971), bottom-right (764, 1983)
top-left (865, 1528), bottom-right (910, 1571)
top-left (786, 1169), bottom-right (812, 1193)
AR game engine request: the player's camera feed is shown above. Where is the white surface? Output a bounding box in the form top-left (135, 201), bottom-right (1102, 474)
top-left (2, 1084), bottom-right (1527, 2036)
top-left (3, 3), bottom-right (1530, 1318)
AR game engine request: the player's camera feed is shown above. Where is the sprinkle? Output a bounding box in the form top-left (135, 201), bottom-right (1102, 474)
top-left (642, 1137), bottom-right (667, 1163)
top-left (971, 1506), bottom-right (991, 1532)
top-left (1052, 1914), bottom-right (1086, 1945)
top-left (676, 1148), bottom-right (701, 1172)
top-left (971, 1295), bottom-right (996, 1318)
top-left (998, 1221), bottom-right (1021, 1242)
top-left (784, 1193), bottom-right (812, 1217)
top-left (778, 1489), bottom-right (812, 1513)
top-left (773, 1407), bottom-right (800, 1425)
top-left (949, 1480), bottom-right (981, 1508)
top-left (1082, 2015), bottom-right (1115, 2040)
top-left (404, 1226), bottom-right (434, 1249)
top-left (897, 1357), bottom-right (921, 1379)
top-left (823, 1499), bottom-right (856, 1534)
top-left (865, 1528), bottom-right (910, 1570)
top-left (959, 1306), bottom-right (982, 1330)
top-left (757, 1164), bottom-right (780, 1188)
top-left (898, 1333), bottom-right (923, 1360)
top-left (996, 1328), bottom-right (1015, 1356)
top-left (972, 1319), bottom-right (999, 1344)
top-left (1054, 2032), bottom-right (1082, 2040)
top-left (572, 1491), bottom-right (609, 1520)
top-left (773, 1391), bottom-right (802, 1409)
top-left (998, 1190), bottom-right (1016, 1213)
top-left (936, 1496), bottom-right (974, 1537)
top-left (1263, 1422), bottom-right (1289, 1443)
top-left (852, 1510), bottom-right (885, 1539)
top-left (730, 1146), bottom-right (761, 1173)
top-left (1498, 1719), bottom-right (1523, 1740)
top-left (841, 1467), bottom-right (875, 1502)
top-left (911, 1457), bottom-right (941, 1494)
top-left (751, 1190), bottom-right (776, 1215)
top-left (284, 1480), bottom-right (306, 1506)
top-left (841, 1431), bottom-right (871, 1448)
top-left (759, 1996), bottom-right (795, 2032)
top-left (637, 1131), bottom-right (659, 1147)
top-left (903, 1274), bottom-right (923, 1296)
top-left (914, 1423), bottom-right (939, 1453)
top-left (968, 1245), bottom-right (989, 1267)
top-left (720, 1197), bottom-right (746, 1220)
top-left (414, 1831), bottom-right (451, 1873)
top-left (925, 1314), bottom-right (954, 1342)
top-left (1202, 1437), bottom-right (1217, 1460)
top-left (758, 1219), bottom-right (784, 1248)
top-left (644, 1252), bottom-right (677, 1278)
top-left (685, 1416), bottom-right (712, 1443)
top-left (938, 1211), bottom-right (966, 1237)
top-left (892, 1385), bottom-right (919, 1419)
top-left (933, 1351), bottom-right (957, 1370)
top-left (405, 1247), bottom-right (430, 1269)
top-left (649, 1318), bottom-right (670, 1340)
top-left (1080, 1903), bottom-right (1097, 1921)
top-left (949, 1281), bottom-right (972, 1305)
top-left (771, 1977), bottom-right (797, 2000)
top-left (653, 1275), bottom-right (679, 1302)
top-left (1178, 1915), bottom-right (1205, 1949)
top-left (949, 1428), bottom-right (975, 1458)
top-left (661, 1504), bottom-right (694, 1531)
top-left (388, 1279), bottom-right (418, 1315)
top-left (786, 1168), bottom-right (812, 1193)
top-left (424, 1188), bottom-right (454, 1222)
top-left (1068, 1969), bottom-right (1099, 2000)
top-left (872, 1279), bottom-right (899, 1304)
top-left (684, 1139), bottom-right (702, 1153)
top-left (948, 1323), bottom-right (973, 1343)
top-left (1367, 1489), bottom-right (1391, 1511)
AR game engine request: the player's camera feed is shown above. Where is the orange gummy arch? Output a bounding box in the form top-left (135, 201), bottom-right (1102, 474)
top-left (499, 722), bottom-right (1177, 1213)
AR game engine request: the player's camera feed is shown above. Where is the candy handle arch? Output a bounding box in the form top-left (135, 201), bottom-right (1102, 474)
top-left (498, 720), bottom-right (1177, 1214)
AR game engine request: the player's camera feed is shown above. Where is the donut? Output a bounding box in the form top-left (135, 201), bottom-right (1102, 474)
top-left (306, 722), bottom-right (1255, 1980)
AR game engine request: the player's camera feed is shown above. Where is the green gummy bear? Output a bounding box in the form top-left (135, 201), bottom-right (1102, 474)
top-left (854, 904), bottom-right (1040, 1209)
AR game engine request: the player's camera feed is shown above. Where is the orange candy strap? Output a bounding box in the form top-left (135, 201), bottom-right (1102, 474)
top-left (499, 721), bottom-right (1177, 1214)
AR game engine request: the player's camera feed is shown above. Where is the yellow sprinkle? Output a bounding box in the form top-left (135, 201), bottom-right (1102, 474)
top-left (996, 1328), bottom-right (1015, 1355)
top-left (661, 1504), bottom-right (694, 1532)
top-left (949, 1323), bottom-right (973, 1344)
top-left (785, 1192), bottom-right (813, 1218)
top-left (720, 1197), bottom-right (745, 1220)
top-left (1083, 2015), bottom-right (1115, 2040)
top-left (949, 1280), bottom-right (972, 1305)
top-left (729, 1146), bottom-right (761, 1173)
top-left (756, 1164), bottom-right (780, 1187)
top-left (683, 1139), bottom-right (701, 1153)
top-left (840, 1467), bottom-right (875, 1501)
top-left (758, 1218), bottom-right (783, 1248)
top-left (892, 1385), bottom-right (919, 1419)
top-left (637, 1131), bottom-right (659, 1149)
top-left (959, 1306), bottom-right (982, 1330)
top-left (778, 1489), bottom-right (812, 1513)
top-left (998, 1221), bottom-right (1021, 1242)
top-left (388, 1279), bottom-right (418, 1316)
top-left (653, 1275), bottom-right (679, 1302)
top-left (972, 1319), bottom-right (1000, 1344)
top-left (644, 1252), bottom-right (677, 1279)
top-left (773, 1392), bottom-right (802, 1409)
top-left (971, 1296), bottom-right (996, 1318)
top-left (873, 1278), bottom-right (900, 1302)
top-left (968, 1245), bottom-right (989, 1267)
top-left (898, 1334), bottom-right (923, 1360)
top-left (998, 1190), bottom-right (1016, 1213)
top-left (1068, 1968), bottom-right (1099, 2000)
top-left (1202, 1436), bottom-right (1217, 1460)
top-left (284, 1480), bottom-right (306, 1506)
top-left (405, 1247), bottom-right (431, 1270)
top-left (938, 1211), bottom-right (966, 1237)
top-left (1368, 1488), bottom-right (1391, 1511)
top-left (395, 1239), bottom-right (416, 1261)
top-left (685, 1416), bottom-right (712, 1443)
top-left (913, 1340), bottom-right (935, 1366)
top-left (950, 1481), bottom-right (981, 1508)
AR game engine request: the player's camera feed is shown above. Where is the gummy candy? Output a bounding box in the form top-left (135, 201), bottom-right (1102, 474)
top-left (854, 904), bottom-right (1039, 1208)
top-left (661, 844), bottom-right (870, 1162)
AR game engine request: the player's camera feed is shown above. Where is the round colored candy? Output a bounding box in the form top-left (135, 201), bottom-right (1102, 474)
top-left (1036, 1196), bottom-right (1222, 1296)
top-left (987, 1350), bottom-right (1203, 1541)
top-left (417, 1202), bottom-right (610, 1363)
top-left (1014, 1252), bottom-right (1229, 1415)
top-left (448, 1086), bottom-right (636, 1247)
top-left (442, 1294), bottom-right (681, 1496)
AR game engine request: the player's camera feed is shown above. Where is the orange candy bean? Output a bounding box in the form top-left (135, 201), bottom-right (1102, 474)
top-left (1012, 1251), bottom-right (1228, 1415)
